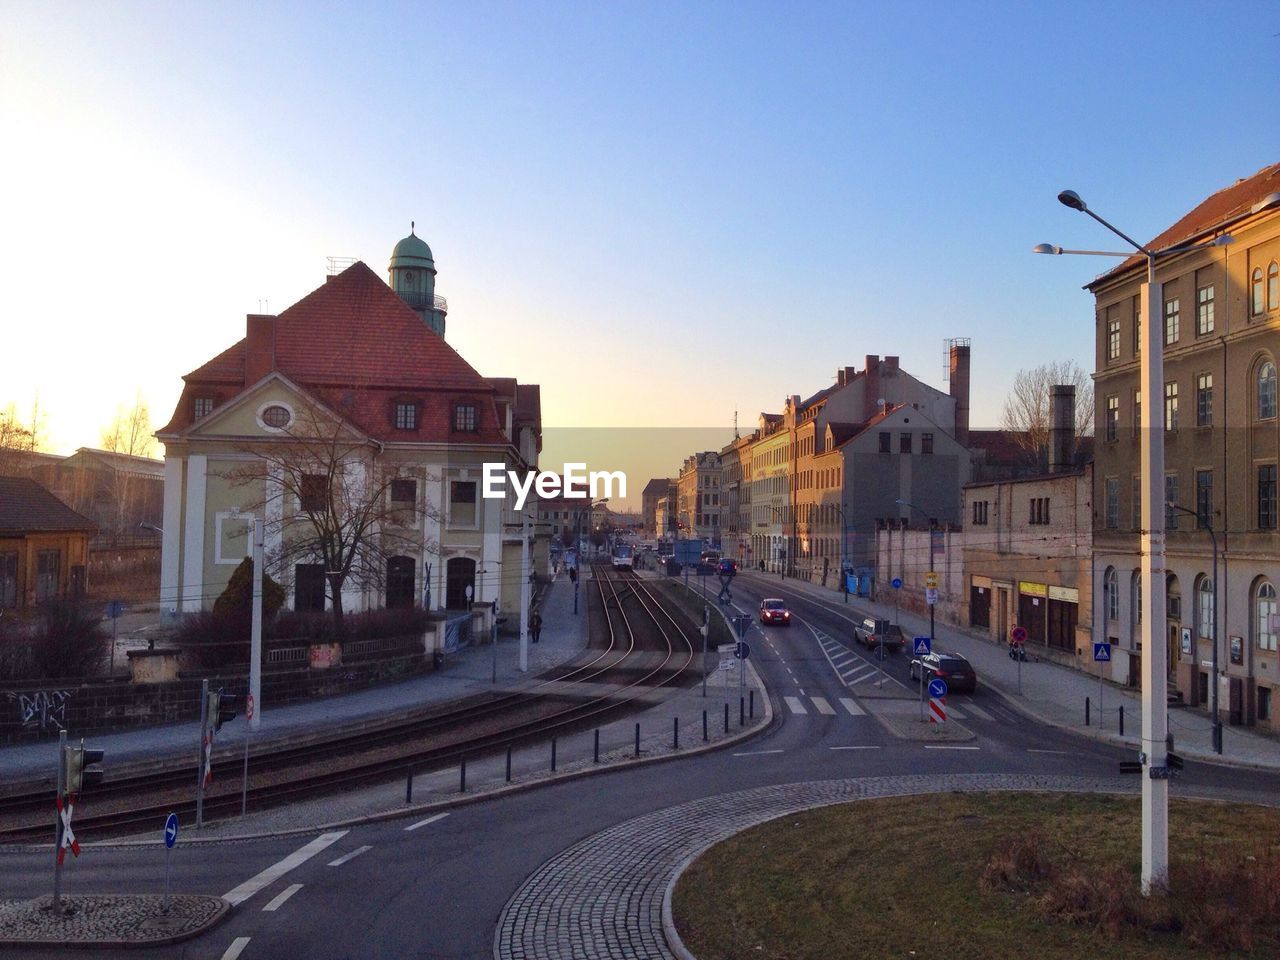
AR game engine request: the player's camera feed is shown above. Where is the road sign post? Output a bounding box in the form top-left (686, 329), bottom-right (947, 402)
top-left (928, 677), bottom-right (948, 724)
top-left (732, 615), bottom-right (752, 689)
top-left (1094, 641), bottom-right (1112, 728)
top-left (196, 678), bottom-right (209, 828)
top-left (913, 637), bottom-right (931, 720)
top-left (924, 572), bottom-right (938, 642)
top-left (163, 812), bottom-right (178, 913)
top-left (700, 606), bottom-right (709, 699)
top-left (1010, 626), bottom-right (1028, 695)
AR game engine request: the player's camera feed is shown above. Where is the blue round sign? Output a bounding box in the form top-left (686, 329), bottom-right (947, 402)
top-left (928, 678), bottom-right (948, 699)
top-left (164, 812), bottom-right (179, 848)
top-left (891, 577), bottom-right (903, 590)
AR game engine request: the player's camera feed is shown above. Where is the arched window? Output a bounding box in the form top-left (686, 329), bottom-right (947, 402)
top-left (1256, 580), bottom-right (1277, 652)
top-left (1104, 567), bottom-right (1118, 621)
top-left (1270, 262), bottom-right (1280, 311)
top-left (1166, 573), bottom-right (1181, 621)
top-left (1196, 575), bottom-right (1215, 640)
top-left (1258, 361), bottom-right (1277, 420)
top-left (1131, 571), bottom-right (1142, 627)
top-left (1253, 267), bottom-right (1265, 315)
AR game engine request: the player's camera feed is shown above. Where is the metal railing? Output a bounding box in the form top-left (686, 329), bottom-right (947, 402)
top-left (396, 290), bottom-right (448, 314)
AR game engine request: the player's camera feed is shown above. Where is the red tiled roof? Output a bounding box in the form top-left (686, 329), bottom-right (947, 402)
top-left (0, 476), bottom-right (97, 536)
top-left (1090, 161), bottom-right (1280, 288)
top-left (161, 262), bottom-right (518, 444)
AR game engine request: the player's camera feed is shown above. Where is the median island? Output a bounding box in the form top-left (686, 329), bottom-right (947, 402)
top-left (672, 792), bottom-right (1280, 960)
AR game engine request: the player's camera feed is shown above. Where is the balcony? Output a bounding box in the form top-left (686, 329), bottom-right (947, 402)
top-left (398, 290), bottom-right (448, 314)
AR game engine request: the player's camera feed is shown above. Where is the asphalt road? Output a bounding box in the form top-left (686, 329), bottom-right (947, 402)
top-left (6, 572), bottom-right (1279, 960)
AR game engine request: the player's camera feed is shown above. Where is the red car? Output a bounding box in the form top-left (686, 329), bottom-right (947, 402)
top-left (759, 598), bottom-right (791, 626)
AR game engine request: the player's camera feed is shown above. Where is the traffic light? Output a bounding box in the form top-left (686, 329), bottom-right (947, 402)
top-left (208, 690), bottom-right (238, 733)
top-left (64, 742), bottom-right (106, 794)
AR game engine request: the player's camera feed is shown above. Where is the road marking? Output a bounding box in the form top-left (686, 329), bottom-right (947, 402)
top-left (784, 696), bottom-right (807, 714)
top-left (1027, 749), bottom-right (1075, 755)
top-left (839, 697), bottom-right (866, 717)
top-left (328, 845), bottom-right (372, 867)
top-left (221, 938), bottom-right (251, 960)
top-left (799, 687), bottom-right (806, 696)
top-left (811, 696), bottom-right (836, 715)
top-left (733, 749), bottom-right (784, 756)
top-left (829, 745), bottom-right (880, 751)
top-left (924, 745), bottom-right (981, 750)
top-left (262, 883), bottom-right (303, 912)
top-left (948, 707), bottom-right (967, 720)
top-left (405, 812), bottom-right (450, 832)
top-left (964, 703), bottom-right (995, 721)
top-left (223, 831), bottom-right (348, 906)
top-left (844, 664), bottom-right (876, 683)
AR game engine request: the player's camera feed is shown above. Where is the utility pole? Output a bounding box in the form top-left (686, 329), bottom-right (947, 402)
top-left (519, 510), bottom-right (531, 673)
top-left (243, 518), bottom-right (263, 817)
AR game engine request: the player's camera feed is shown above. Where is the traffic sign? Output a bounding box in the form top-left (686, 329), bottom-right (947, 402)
top-left (891, 577), bottom-right (903, 590)
top-left (925, 587), bottom-right (938, 605)
top-left (924, 571), bottom-right (938, 589)
top-left (246, 694), bottom-right (255, 723)
top-left (735, 641), bottom-right (751, 660)
top-left (163, 813), bottom-right (179, 849)
top-left (913, 637), bottom-right (931, 656)
top-left (106, 600), bottom-right (125, 619)
top-left (928, 677), bottom-right (948, 699)
top-left (1093, 642), bottom-right (1112, 662)
top-left (1010, 625), bottom-right (1028, 646)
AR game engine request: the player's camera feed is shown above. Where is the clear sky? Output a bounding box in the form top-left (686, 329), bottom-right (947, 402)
top-left (2, 1), bottom-right (1277, 456)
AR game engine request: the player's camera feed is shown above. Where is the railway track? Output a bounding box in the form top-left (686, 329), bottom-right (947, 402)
top-left (0, 567), bottom-right (698, 843)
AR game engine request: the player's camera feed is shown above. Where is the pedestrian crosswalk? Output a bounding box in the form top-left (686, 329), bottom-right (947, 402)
top-left (780, 693), bottom-right (995, 721)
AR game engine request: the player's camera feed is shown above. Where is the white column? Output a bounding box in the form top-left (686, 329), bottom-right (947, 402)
top-left (159, 454), bottom-right (183, 615)
top-left (181, 454), bottom-right (207, 612)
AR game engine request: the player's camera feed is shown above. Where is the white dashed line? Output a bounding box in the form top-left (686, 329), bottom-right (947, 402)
top-left (924, 745), bottom-right (981, 750)
top-left (223, 831), bottom-right (347, 906)
top-left (221, 938), bottom-right (251, 960)
top-left (839, 697), bottom-right (866, 717)
top-left (964, 703), bottom-right (995, 721)
top-left (327, 845), bottom-right (372, 867)
top-left (732, 749), bottom-right (784, 756)
top-left (1027, 749), bottom-right (1075, 755)
top-left (406, 812), bottom-right (450, 832)
top-left (262, 883), bottom-right (303, 912)
top-left (829, 745), bottom-right (880, 751)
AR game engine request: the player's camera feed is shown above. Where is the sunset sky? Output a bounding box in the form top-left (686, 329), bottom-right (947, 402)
top-left (3, 1), bottom-right (1277, 462)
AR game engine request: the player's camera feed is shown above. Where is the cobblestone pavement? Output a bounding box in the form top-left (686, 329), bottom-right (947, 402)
top-left (494, 773), bottom-right (1147, 960)
top-left (0, 893), bottom-right (227, 946)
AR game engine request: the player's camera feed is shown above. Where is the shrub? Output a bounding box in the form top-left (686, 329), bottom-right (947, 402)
top-left (0, 613), bottom-right (34, 681)
top-left (28, 599), bottom-right (111, 679)
top-left (174, 609), bottom-right (247, 669)
top-left (271, 606), bottom-right (430, 644)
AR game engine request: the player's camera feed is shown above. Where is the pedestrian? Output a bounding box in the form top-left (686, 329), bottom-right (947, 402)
top-left (530, 609), bottom-right (543, 644)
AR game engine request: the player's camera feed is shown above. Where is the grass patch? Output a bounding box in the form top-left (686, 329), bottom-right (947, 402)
top-left (672, 792), bottom-right (1280, 960)
top-left (648, 576), bottom-right (733, 650)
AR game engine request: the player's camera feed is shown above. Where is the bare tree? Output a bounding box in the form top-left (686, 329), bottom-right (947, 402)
top-left (222, 398), bottom-right (440, 630)
top-left (1000, 360), bottom-right (1094, 464)
top-left (0, 404), bottom-right (35, 475)
top-left (100, 396), bottom-right (158, 537)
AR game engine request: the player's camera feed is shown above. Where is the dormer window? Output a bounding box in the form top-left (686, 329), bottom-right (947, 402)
top-left (194, 397), bottom-right (215, 420)
top-left (394, 402), bottom-right (418, 431)
top-left (454, 403), bottom-right (477, 432)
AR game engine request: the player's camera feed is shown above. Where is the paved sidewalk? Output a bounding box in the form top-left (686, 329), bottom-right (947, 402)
top-left (739, 572), bottom-right (1280, 771)
top-left (1, 572), bottom-right (589, 786)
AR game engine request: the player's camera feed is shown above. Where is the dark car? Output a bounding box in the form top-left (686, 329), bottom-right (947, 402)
top-left (759, 598), bottom-right (791, 626)
top-left (908, 653), bottom-right (977, 694)
top-left (717, 558), bottom-right (739, 575)
top-left (856, 617), bottom-right (905, 652)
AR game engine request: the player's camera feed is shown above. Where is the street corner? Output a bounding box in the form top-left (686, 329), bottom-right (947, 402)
top-left (0, 893), bottom-right (231, 949)
top-left (874, 712), bottom-right (976, 743)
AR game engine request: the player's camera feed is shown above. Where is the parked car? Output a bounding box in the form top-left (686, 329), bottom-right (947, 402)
top-left (908, 653), bottom-right (977, 694)
top-left (759, 598), bottom-right (791, 626)
top-left (855, 617), bottom-right (905, 652)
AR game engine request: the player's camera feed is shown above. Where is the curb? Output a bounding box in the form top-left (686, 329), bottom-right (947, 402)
top-left (0, 895), bottom-right (231, 951)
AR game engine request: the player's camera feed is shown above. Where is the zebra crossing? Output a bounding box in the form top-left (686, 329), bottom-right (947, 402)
top-left (811, 625), bottom-right (908, 691)
top-left (780, 693), bottom-right (996, 721)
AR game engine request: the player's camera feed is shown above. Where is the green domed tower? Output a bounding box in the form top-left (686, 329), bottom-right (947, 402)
top-left (389, 223), bottom-right (448, 336)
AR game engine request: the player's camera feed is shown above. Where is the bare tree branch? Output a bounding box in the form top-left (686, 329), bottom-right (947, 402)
top-left (999, 360), bottom-right (1094, 465)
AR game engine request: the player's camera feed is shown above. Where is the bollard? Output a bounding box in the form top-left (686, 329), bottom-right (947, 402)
top-left (1085, 696), bottom-right (1091, 727)
top-left (405, 768), bottom-right (413, 805)
top-left (750, 689), bottom-right (755, 719)
top-left (551, 737), bottom-right (557, 772)
top-left (594, 729), bottom-right (600, 763)
top-left (740, 696), bottom-right (745, 727)
top-left (505, 746), bottom-right (512, 783)
top-left (460, 757), bottom-right (467, 793)
top-left (724, 702), bottom-right (729, 733)
top-left (703, 709), bottom-right (708, 742)
top-left (1119, 705), bottom-right (1125, 737)
top-left (635, 722), bottom-right (640, 757)
top-left (674, 716), bottom-right (679, 750)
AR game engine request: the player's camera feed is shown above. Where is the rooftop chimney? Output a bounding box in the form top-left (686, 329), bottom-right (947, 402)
top-left (884, 356), bottom-right (900, 371)
top-left (1049, 383), bottom-right (1076, 473)
top-left (245, 314), bottom-right (277, 384)
top-left (948, 340), bottom-right (971, 447)
top-left (863, 356), bottom-right (881, 420)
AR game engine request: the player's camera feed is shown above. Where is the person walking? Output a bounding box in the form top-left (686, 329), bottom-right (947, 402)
top-left (530, 608), bottom-right (543, 644)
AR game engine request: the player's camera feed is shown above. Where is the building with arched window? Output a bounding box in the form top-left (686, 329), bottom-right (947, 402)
top-left (1087, 161), bottom-right (1280, 728)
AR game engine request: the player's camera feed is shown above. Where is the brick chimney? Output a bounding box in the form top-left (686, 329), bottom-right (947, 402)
top-left (884, 355), bottom-right (899, 371)
top-left (863, 355), bottom-right (881, 420)
top-left (1049, 384), bottom-right (1076, 472)
top-left (245, 314), bottom-right (277, 384)
top-left (948, 341), bottom-right (971, 447)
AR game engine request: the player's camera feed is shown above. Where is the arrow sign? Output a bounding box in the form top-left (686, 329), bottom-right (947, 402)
top-left (913, 637), bottom-right (931, 656)
top-left (891, 577), bottom-right (903, 590)
top-left (1093, 642), bottom-right (1112, 663)
top-left (164, 812), bottom-right (179, 849)
top-left (735, 641), bottom-right (751, 660)
top-left (928, 677), bottom-right (948, 699)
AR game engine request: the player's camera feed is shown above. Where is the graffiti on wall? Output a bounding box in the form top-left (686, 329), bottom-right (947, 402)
top-left (6, 689), bottom-right (71, 731)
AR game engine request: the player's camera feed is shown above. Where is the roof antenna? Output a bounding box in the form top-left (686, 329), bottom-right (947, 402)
top-left (733, 408), bottom-right (739, 440)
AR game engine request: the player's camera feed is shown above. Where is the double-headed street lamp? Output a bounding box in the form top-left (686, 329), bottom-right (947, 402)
top-left (1168, 502), bottom-right (1222, 754)
top-left (1039, 188), bottom-right (1232, 895)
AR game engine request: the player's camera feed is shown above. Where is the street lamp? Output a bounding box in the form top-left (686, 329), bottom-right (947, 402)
top-left (1041, 188), bottom-right (1233, 895)
top-left (830, 501), bottom-right (850, 603)
top-left (895, 499), bottom-right (936, 640)
top-left (1168, 501), bottom-right (1222, 754)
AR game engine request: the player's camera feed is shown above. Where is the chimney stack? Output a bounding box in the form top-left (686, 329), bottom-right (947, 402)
top-left (948, 340), bottom-right (971, 447)
top-left (863, 355), bottom-right (881, 420)
top-left (245, 314), bottom-right (277, 384)
top-left (1049, 384), bottom-right (1076, 472)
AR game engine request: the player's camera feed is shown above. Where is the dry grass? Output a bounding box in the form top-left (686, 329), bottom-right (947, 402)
top-left (672, 792), bottom-right (1280, 960)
